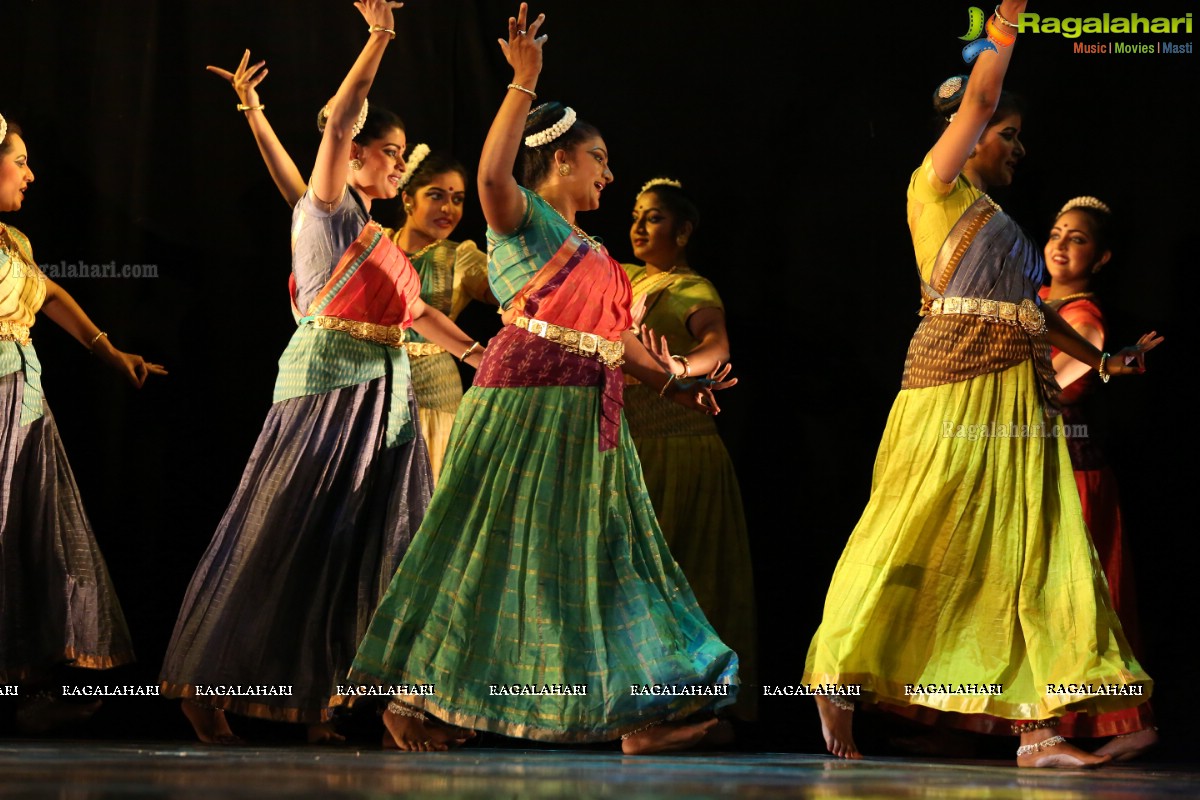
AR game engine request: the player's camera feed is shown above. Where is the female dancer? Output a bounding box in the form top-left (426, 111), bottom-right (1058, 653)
top-left (1040, 197), bottom-right (1157, 759)
top-left (207, 52), bottom-right (494, 480)
top-left (347, 4), bottom-right (738, 754)
top-left (1, 113), bottom-right (166, 730)
top-left (160, 0), bottom-right (485, 744)
top-left (625, 178), bottom-right (757, 719)
top-left (800, 0), bottom-right (1162, 768)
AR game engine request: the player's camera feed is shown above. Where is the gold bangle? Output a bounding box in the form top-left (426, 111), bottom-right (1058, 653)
top-left (671, 354), bottom-right (691, 378)
top-left (1098, 351), bottom-right (1112, 384)
top-left (507, 83), bottom-right (538, 101)
top-left (368, 25), bottom-right (396, 39)
top-left (88, 331), bottom-right (109, 351)
top-left (659, 373), bottom-right (676, 396)
top-left (460, 341), bottom-right (481, 362)
top-left (236, 103), bottom-right (265, 112)
top-left (993, 4), bottom-right (1019, 29)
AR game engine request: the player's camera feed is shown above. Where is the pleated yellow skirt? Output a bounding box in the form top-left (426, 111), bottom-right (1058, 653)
top-left (803, 360), bottom-right (1150, 720)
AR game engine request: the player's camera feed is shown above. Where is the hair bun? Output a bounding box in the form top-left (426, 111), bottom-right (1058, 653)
top-left (933, 75), bottom-right (969, 117)
top-left (523, 102), bottom-right (577, 148)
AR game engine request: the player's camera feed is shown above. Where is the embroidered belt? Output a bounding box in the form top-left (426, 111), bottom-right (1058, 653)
top-left (405, 342), bottom-right (445, 358)
top-left (309, 315), bottom-right (407, 348)
top-left (514, 316), bottom-right (625, 368)
top-left (0, 321), bottom-right (32, 347)
top-left (927, 296), bottom-right (1046, 336)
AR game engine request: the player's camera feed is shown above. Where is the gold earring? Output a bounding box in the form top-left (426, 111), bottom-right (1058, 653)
top-left (558, 163), bottom-right (571, 176)
top-left (404, 203), bottom-right (414, 215)
top-left (349, 159), bottom-right (363, 171)
top-left (676, 235), bottom-right (689, 247)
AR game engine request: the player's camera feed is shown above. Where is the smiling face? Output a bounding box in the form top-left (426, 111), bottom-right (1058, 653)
top-left (970, 113), bottom-right (1025, 188)
top-left (0, 134), bottom-right (34, 213)
top-left (630, 191), bottom-right (688, 268)
top-left (350, 126), bottom-right (407, 200)
top-left (1045, 209), bottom-right (1110, 287)
top-left (559, 135), bottom-right (613, 211)
top-left (403, 170), bottom-right (466, 240)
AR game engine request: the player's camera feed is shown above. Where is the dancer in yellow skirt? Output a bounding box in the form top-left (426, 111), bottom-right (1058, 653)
top-left (801, 0), bottom-right (1163, 768)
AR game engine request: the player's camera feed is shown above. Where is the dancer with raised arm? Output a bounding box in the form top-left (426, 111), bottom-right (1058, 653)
top-left (160, 0), bottom-right (485, 744)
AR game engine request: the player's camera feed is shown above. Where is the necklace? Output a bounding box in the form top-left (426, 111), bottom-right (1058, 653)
top-left (1045, 291), bottom-right (1095, 307)
top-left (547, 204), bottom-right (602, 251)
top-left (398, 228), bottom-right (443, 261)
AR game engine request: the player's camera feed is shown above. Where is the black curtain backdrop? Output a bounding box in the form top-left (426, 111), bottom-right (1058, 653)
top-left (5, 0), bottom-right (1196, 755)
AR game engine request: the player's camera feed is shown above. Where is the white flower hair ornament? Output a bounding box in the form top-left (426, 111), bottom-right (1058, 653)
top-left (0, 113), bottom-right (7, 146)
top-left (639, 177), bottom-right (683, 195)
top-left (1059, 196), bottom-right (1112, 216)
top-left (398, 143), bottom-right (431, 190)
top-left (524, 106), bottom-right (577, 148)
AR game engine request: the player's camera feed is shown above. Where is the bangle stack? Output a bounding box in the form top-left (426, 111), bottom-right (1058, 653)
top-left (368, 25), bottom-right (396, 39)
top-left (236, 103), bottom-right (265, 112)
top-left (460, 342), bottom-right (482, 362)
top-left (507, 83), bottom-right (538, 101)
top-left (1098, 352), bottom-right (1112, 384)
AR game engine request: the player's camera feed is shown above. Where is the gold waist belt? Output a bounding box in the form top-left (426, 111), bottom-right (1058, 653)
top-left (405, 342), bottom-right (445, 358)
top-left (310, 315), bottom-right (407, 348)
top-left (0, 321), bottom-right (32, 347)
top-left (927, 296), bottom-right (1046, 337)
top-left (514, 316), bottom-right (625, 368)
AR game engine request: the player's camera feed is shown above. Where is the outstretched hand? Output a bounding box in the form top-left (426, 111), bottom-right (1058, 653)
top-left (640, 324), bottom-right (686, 376)
top-left (498, 3), bottom-right (547, 82)
top-left (206, 49), bottom-right (268, 108)
top-left (353, 0), bottom-right (404, 32)
top-left (1106, 330), bottom-right (1164, 377)
top-left (669, 362), bottom-right (737, 415)
top-left (94, 340), bottom-right (168, 388)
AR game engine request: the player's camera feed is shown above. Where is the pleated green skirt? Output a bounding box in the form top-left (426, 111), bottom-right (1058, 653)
top-left (350, 384), bottom-right (738, 742)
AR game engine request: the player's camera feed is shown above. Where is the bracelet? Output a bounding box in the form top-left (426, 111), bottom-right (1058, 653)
top-left (507, 83), bottom-right (538, 101)
top-left (659, 373), bottom-right (676, 396)
top-left (671, 354), bottom-right (691, 378)
top-left (993, 4), bottom-right (1019, 28)
top-left (986, 16), bottom-right (1016, 47)
top-left (236, 103), bottom-right (265, 112)
top-left (1098, 351), bottom-right (1112, 384)
top-left (368, 25), bottom-right (396, 39)
top-left (460, 341), bottom-right (481, 362)
top-left (88, 331), bottom-right (109, 351)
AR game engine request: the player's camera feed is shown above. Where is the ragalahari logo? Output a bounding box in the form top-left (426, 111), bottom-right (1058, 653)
top-left (958, 6), bottom-right (1018, 63)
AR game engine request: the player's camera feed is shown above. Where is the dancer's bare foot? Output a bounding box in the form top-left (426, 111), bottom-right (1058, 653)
top-left (14, 693), bottom-right (102, 734)
top-left (1093, 727), bottom-right (1159, 762)
top-left (1017, 730), bottom-right (1110, 769)
top-left (381, 707), bottom-right (474, 752)
top-left (621, 718), bottom-right (718, 755)
top-left (815, 695), bottom-right (861, 759)
top-left (181, 700), bottom-right (243, 745)
top-left (306, 721), bottom-right (346, 744)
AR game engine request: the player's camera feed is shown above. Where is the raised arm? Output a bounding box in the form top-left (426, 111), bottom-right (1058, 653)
top-left (310, 0), bottom-right (402, 207)
top-left (478, 3), bottom-right (547, 233)
top-left (930, 1), bottom-right (1026, 185)
top-left (208, 50), bottom-right (306, 207)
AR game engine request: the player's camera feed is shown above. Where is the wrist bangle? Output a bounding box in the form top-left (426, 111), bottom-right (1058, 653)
top-left (671, 354), bottom-right (691, 378)
top-left (1098, 352), bottom-right (1111, 384)
top-left (659, 373), bottom-right (676, 396)
top-left (368, 25), bottom-right (397, 39)
top-left (993, 4), bottom-right (1019, 28)
top-left (460, 342), bottom-right (481, 362)
top-left (507, 83), bottom-right (538, 101)
top-left (236, 103), bottom-right (265, 112)
top-left (88, 331), bottom-right (109, 351)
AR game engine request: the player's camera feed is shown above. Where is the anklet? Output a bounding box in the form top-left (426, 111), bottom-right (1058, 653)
top-left (1016, 735), bottom-right (1065, 756)
top-left (1011, 719), bottom-right (1057, 734)
top-left (827, 695), bottom-right (855, 712)
top-left (386, 700), bottom-right (427, 720)
top-left (620, 721), bottom-right (660, 740)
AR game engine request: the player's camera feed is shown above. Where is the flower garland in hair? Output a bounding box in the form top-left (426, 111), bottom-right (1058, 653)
top-left (0, 113), bottom-right (7, 146)
top-left (1060, 196), bottom-right (1111, 216)
top-left (639, 177), bottom-right (683, 195)
top-left (316, 99), bottom-right (370, 138)
top-left (397, 143), bottom-right (430, 190)
top-left (524, 106), bottom-right (577, 148)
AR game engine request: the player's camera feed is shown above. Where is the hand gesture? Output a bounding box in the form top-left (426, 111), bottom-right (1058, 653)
top-left (640, 325), bottom-right (686, 376)
top-left (498, 3), bottom-right (547, 83)
top-left (354, 0), bottom-right (404, 34)
top-left (668, 362), bottom-right (737, 415)
top-left (94, 339), bottom-right (168, 388)
top-left (1106, 331), bottom-right (1164, 377)
top-left (206, 49), bottom-right (268, 108)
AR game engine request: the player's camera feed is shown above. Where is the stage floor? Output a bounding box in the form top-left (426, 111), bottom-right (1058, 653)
top-left (1, 743), bottom-right (1197, 799)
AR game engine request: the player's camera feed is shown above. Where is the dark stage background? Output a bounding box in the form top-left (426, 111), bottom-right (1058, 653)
top-left (5, 0), bottom-right (1196, 756)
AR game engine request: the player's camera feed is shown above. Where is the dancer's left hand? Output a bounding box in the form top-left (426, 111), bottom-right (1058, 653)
top-left (668, 362), bottom-right (736, 415)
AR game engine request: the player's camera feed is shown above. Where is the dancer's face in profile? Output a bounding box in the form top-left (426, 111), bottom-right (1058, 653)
top-left (560, 136), bottom-right (613, 212)
top-left (404, 170), bottom-right (466, 240)
top-left (0, 135), bottom-right (34, 213)
top-left (630, 191), bottom-right (688, 268)
top-left (971, 113), bottom-right (1025, 188)
top-left (352, 127), bottom-right (407, 200)
top-left (1045, 209), bottom-right (1110, 284)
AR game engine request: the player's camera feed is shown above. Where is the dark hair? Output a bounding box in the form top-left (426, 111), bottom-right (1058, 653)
top-left (316, 101), bottom-right (405, 144)
top-left (0, 117), bottom-right (22, 155)
top-left (396, 150), bottom-right (468, 227)
top-left (932, 75), bottom-right (1026, 134)
top-left (1056, 202), bottom-right (1114, 255)
top-left (517, 102), bottom-right (601, 188)
top-left (638, 180), bottom-right (700, 236)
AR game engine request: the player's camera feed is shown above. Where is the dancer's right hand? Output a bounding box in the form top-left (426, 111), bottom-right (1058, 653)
top-left (353, 0), bottom-right (404, 34)
top-left (499, 3), bottom-right (547, 83)
top-left (206, 49), bottom-right (268, 108)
